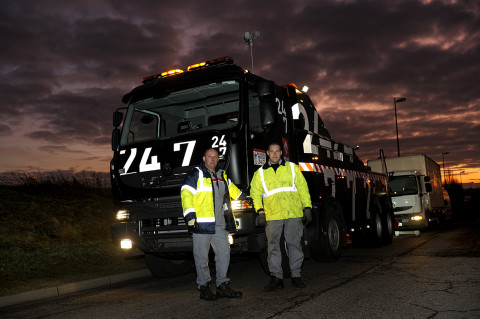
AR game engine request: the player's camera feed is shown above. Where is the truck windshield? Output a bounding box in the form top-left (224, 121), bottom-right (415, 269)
top-left (389, 175), bottom-right (418, 196)
top-left (120, 80), bottom-right (240, 145)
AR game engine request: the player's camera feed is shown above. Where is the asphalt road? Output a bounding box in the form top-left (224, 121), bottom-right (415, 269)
top-left (1, 219), bottom-right (479, 319)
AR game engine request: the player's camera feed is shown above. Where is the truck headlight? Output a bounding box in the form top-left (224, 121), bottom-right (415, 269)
top-left (120, 239), bottom-right (133, 249)
top-left (231, 199), bottom-right (253, 211)
top-left (116, 210), bottom-right (130, 220)
top-left (411, 215), bottom-right (423, 221)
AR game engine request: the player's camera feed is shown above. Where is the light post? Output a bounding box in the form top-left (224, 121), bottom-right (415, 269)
top-left (394, 97), bottom-right (406, 157)
top-left (459, 170), bottom-right (465, 187)
top-left (243, 31), bottom-right (260, 73)
top-left (442, 151), bottom-right (449, 186)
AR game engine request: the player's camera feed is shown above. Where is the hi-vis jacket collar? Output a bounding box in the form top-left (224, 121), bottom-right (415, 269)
top-left (262, 158), bottom-right (285, 169)
top-left (259, 161), bottom-right (297, 198)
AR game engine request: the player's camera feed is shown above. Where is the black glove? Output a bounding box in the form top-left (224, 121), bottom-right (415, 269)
top-left (257, 213), bottom-right (266, 227)
top-left (303, 208), bottom-right (312, 224)
top-left (187, 219), bottom-right (199, 234)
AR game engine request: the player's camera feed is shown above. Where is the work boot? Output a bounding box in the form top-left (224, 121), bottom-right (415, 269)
top-left (263, 276), bottom-right (284, 292)
top-left (199, 283), bottom-right (217, 301)
top-left (291, 277), bottom-right (306, 288)
top-left (216, 282), bottom-right (242, 298)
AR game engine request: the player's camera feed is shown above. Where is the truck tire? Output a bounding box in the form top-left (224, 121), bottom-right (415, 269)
top-left (144, 254), bottom-right (194, 278)
top-left (368, 197), bottom-right (384, 247)
top-left (311, 200), bottom-right (344, 262)
top-left (381, 196), bottom-right (394, 244)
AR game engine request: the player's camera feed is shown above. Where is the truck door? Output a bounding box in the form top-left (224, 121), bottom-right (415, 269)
top-left (247, 82), bottom-right (292, 170)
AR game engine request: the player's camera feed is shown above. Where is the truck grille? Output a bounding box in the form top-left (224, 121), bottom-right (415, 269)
top-left (141, 217), bottom-right (187, 235)
top-left (132, 196), bottom-right (187, 236)
top-left (148, 175), bottom-right (185, 188)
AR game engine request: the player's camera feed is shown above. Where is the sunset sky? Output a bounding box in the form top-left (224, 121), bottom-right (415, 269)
top-left (1, 0), bottom-right (479, 186)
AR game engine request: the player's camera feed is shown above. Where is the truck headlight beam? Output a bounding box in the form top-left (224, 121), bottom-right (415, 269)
top-left (121, 239), bottom-right (133, 249)
top-left (116, 210), bottom-right (130, 221)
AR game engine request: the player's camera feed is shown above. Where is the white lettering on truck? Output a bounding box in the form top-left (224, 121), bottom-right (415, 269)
top-left (174, 140), bottom-right (196, 167)
top-left (211, 135), bottom-right (227, 155)
top-left (140, 147), bottom-right (161, 172)
top-left (277, 98), bottom-right (287, 133)
top-left (120, 148), bottom-right (137, 175)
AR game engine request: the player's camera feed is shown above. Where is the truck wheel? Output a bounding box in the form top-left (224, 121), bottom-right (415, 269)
top-left (311, 200), bottom-right (344, 262)
top-left (144, 254), bottom-right (194, 278)
top-left (381, 196), bottom-right (394, 244)
top-left (369, 197), bottom-right (384, 247)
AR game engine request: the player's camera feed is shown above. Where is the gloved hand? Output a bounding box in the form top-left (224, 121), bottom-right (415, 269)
top-left (256, 213), bottom-right (266, 227)
top-left (187, 219), bottom-right (199, 234)
top-left (303, 208), bottom-right (312, 224)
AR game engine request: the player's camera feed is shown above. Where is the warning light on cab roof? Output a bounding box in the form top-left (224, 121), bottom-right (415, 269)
top-left (188, 56), bottom-right (234, 71)
top-left (142, 56), bottom-right (234, 84)
top-left (141, 69), bottom-right (184, 83)
top-left (161, 69), bottom-right (184, 77)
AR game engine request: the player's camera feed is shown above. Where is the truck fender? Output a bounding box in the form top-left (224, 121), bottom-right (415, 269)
top-left (368, 196), bottom-right (384, 247)
top-left (380, 195), bottom-right (395, 244)
top-left (310, 198), bottom-right (346, 262)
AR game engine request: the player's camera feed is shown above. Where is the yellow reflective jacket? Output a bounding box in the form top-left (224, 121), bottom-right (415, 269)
top-left (181, 163), bottom-right (243, 233)
top-left (250, 160), bottom-right (312, 221)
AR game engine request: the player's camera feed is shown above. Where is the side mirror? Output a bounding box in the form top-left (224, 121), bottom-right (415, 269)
top-left (258, 81), bottom-right (276, 127)
top-left (424, 175), bottom-right (431, 183)
top-left (113, 111), bottom-right (123, 127)
top-left (258, 80), bottom-right (275, 97)
top-left (425, 183), bottom-right (432, 193)
top-left (112, 128), bottom-right (120, 151)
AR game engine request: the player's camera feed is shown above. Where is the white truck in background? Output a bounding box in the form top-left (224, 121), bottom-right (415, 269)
top-left (368, 154), bottom-right (450, 236)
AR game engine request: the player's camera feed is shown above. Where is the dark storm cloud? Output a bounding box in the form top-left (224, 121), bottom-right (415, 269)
top-left (0, 0), bottom-right (479, 177)
top-left (38, 145), bottom-right (89, 154)
top-left (23, 87), bottom-right (125, 144)
top-left (0, 124), bottom-right (13, 136)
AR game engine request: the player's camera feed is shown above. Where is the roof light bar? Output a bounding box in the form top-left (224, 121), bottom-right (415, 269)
top-left (141, 56), bottom-right (234, 83)
top-left (161, 69), bottom-right (184, 77)
top-left (188, 56), bottom-right (234, 71)
top-left (141, 69), bottom-right (184, 84)
top-left (187, 62), bottom-right (206, 71)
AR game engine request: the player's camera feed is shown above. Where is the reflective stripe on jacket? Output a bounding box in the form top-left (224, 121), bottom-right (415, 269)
top-left (181, 163), bottom-right (243, 233)
top-left (250, 160), bottom-right (312, 221)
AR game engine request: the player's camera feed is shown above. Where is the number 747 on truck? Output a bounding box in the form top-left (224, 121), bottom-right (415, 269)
top-left (110, 56), bottom-right (395, 277)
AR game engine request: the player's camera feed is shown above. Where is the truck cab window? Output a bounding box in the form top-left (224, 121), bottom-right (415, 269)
top-left (120, 80), bottom-right (240, 145)
top-left (127, 111), bottom-right (160, 143)
top-left (389, 175), bottom-right (418, 196)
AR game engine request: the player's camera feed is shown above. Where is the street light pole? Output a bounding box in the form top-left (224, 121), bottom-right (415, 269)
top-left (243, 31), bottom-right (260, 73)
top-left (442, 151), bottom-right (449, 186)
top-left (394, 97), bottom-right (406, 157)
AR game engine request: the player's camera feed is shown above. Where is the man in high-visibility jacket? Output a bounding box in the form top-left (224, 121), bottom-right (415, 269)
top-left (181, 148), bottom-right (245, 301)
top-left (250, 142), bottom-right (312, 291)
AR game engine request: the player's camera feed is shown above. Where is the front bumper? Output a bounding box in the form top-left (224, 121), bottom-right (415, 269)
top-left (395, 213), bottom-right (427, 230)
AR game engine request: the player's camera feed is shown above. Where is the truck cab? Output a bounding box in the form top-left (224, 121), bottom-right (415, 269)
top-left (389, 171), bottom-right (432, 233)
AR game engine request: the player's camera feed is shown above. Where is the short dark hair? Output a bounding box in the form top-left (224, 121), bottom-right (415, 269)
top-left (267, 142), bottom-right (282, 151)
top-left (203, 148), bottom-right (219, 157)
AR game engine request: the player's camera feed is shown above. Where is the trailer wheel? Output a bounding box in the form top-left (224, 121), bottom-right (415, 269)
top-left (369, 197), bottom-right (384, 247)
top-left (144, 254), bottom-right (194, 278)
top-left (381, 196), bottom-right (394, 244)
top-left (311, 200), bottom-right (344, 262)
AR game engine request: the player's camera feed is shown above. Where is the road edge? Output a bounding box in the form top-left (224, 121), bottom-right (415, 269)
top-left (0, 269), bottom-right (151, 309)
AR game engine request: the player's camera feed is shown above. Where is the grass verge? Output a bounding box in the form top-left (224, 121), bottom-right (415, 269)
top-left (0, 175), bottom-right (146, 296)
